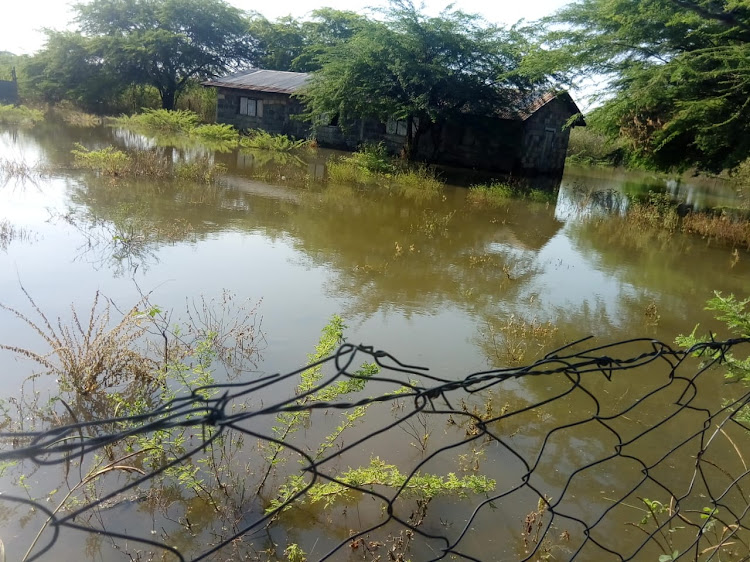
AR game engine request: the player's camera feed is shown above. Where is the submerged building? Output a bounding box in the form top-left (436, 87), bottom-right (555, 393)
top-left (203, 68), bottom-right (585, 175)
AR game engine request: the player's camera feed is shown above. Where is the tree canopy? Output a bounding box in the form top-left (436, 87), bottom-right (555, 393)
top-left (537, 0), bottom-right (750, 171)
top-left (27, 0), bottom-right (253, 110)
top-left (298, 1), bottom-right (538, 158)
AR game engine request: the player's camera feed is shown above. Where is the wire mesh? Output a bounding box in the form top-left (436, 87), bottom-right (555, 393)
top-left (1, 336), bottom-right (750, 561)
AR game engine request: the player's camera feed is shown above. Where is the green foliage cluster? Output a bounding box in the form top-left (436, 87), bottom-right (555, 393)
top-left (468, 182), bottom-right (556, 206)
top-left (539, 0), bottom-right (750, 172)
top-left (566, 127), bottom-right (632, 168)
top-left (300, 1), bottom-right (540, 159)
top-left (677, 292), bottom-right (750, 383)
top-left (0, 104), bottom-right (44, 126)
top-left (113, 109), bottom-right (200, 134)
top-left (239, 129), bottom-right (308, 151)
top-left (327, 144), bottom-right (444, 194)
top-left (71, 143), bottom-right (226, 183)
top-left (24, 0), bottom-right (252, 111)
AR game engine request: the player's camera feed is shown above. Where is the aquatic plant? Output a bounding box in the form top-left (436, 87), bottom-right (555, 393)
top-left (192, 123), bottom-right (239, 144)
top-left (467, 181), bottom-right (514, 206)
top-left (0, 288), bottom-right (156, 395)
top-left (112, 108), bottom-right (199, 134)
top-left (0, 220), bottom-right (33, 251)
top-left (71, 143), bottom-right (131, 176)
top-left (0, 104), bottom-right (44, 127)
top-left (71, 143), bottom-right (225, 183)
top-left (53, 103), bottom-right (102, 127)
top-left (239, 129), bottom-right (308, 151)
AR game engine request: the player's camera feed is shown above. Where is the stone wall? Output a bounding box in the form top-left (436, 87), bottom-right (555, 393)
top-left (518, 98), bottom-right (574, 174)
top-left (0, 80), bottom-right (18, 105)
top-left (211, 86), bottom-right (577, 175)
top-left (215, 88), bottom-right (310, 137)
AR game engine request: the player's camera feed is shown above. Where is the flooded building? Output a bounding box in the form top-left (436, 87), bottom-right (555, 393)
top-left (203, 68), bottom-right (585, 175)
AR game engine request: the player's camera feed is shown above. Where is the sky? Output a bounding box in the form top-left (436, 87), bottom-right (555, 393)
top-left (1, 0), bottom-right (572, 56)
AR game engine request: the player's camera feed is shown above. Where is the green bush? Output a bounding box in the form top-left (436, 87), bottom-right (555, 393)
top-left (239, 129), bottom-right (308, 151)
top-left (113, 108), bottom-right (200, 134)
top-left (0, 104), bottom-right (44, 126)
top-left (193, 123), bottom-right (239, 144)
top-left (71, 143), bottom-right (131, 175)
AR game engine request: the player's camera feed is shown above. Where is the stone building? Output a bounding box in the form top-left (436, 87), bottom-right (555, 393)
top-left (203, 68), bottom-right (585, 175)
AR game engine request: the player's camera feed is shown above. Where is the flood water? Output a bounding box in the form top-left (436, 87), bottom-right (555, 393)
top-left (1, 121), bottom-right (749, 561)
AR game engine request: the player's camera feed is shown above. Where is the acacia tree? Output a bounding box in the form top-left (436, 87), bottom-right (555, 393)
top-left (299, 1), bottom-right (535, 159)
top-left (68, 0), bottom-right (253, 110)
top-left (536, 0), bottom-right (750, 171)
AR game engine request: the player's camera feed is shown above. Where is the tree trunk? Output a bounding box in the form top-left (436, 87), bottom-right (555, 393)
top-left (161, 86), bottom-right (177, 110)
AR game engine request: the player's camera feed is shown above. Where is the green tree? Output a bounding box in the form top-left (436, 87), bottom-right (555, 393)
top-left (247, 9), bottom-right (367, 72)
top-left (536, 0), bottom-right (750, 172)
top-left (299, 0), bottom-right (534, 159)
top-left (24, 31), bottom-right (121, 109)
top-left (57, 0), bottom-right (253, 110)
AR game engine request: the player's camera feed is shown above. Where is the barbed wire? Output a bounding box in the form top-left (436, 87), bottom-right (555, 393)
top-left (1, 336), bottom-right (750, 561)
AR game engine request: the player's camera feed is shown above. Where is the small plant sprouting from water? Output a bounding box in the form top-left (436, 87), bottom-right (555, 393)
top-left (113, 108), bottom-right (200, 134)
top-left (0, 220), bottom-right (34, 251)
top-left (0, 287), bottom-right (157, 395)
top-left (485, 315), bottom-right (559, 365)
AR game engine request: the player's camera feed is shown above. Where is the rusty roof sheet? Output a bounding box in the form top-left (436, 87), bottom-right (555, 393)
top-left (204, 69), bottom-right (584, 124)
top-left (495, 91), bottom-right (585, 125)
top-left (203, 69), bottom-right (310, 94)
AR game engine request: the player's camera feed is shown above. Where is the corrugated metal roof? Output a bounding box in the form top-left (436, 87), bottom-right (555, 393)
top-left (203, 69), bottom-right (310, 94)
top-left (204, 69), bottom-right (584, 124)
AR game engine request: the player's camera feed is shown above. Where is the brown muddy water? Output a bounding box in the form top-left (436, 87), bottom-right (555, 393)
top-left (0, 122), bottom-right (749, 562)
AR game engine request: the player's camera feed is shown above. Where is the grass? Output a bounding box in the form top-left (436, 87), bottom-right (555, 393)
top-left (53, 104), bottom-right (102, 127)
top-left (239, 129), bottom-right (308, 151)
top-left (71, 143), bottom-right (225, 183)
top-left (0, 104), bottom-right (44, 127)
top-left (593, 190), bottom-right (750, 250)
top-left (0, 158), bottom-right (50, 187)
top-left (327, 143), bottom-right (445, 196)
top-left (0, 288), bottom-right (156, 394)
top-left (468, 182), bottom-right (557, 206)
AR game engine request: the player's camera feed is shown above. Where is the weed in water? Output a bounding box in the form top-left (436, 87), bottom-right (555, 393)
top-left (0, 104), bottom-right (44, 126)
top-left (468, 182), bottom-right (514, 206)
top-left (112, 108), bottom-right (199, 134)
top-left (239, 129), bottom-right (308, 151)
top-left (485, 315), bottom-right (559, 365)
top-left (0, 220), bottom-right (34, 251)
top-left (0, 287), bottom-right (157, 394)
top-left (192, 123), bottom-right (239, 144)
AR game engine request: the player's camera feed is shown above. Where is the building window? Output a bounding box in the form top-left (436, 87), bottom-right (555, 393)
top-left (386, 117), bottom-right (412, 136)
top-left (239, 97), bottom-right (261, 116)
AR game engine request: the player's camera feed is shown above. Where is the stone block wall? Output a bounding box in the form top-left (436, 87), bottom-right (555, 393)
top-left (211, 86), bottom-right (577, 175)
top-left (215, 88), bottom-right (310, 137)
top-left (518, 98), bottom-right (573, 174)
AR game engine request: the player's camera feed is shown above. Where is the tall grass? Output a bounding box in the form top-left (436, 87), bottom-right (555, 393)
top-left (327, 143), bottom-right (444, 194)
top-left (0, 288), bottom-right (156, 394)
top-left (53, 103), bottom-right (102, 127)
top-left (71, 143), bottom-right (225, 183)
top-left (193, 123), bottom-right (239, 143)
top-left (0, 104), bottom-right (44, 126)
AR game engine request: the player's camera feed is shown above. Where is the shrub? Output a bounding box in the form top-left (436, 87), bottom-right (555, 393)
top-left (0, 104), bottom-right (44, 126)
top-left (71, 143), bottom-right (131, 176)
top-left (112, 108), bottom-right (200, 134)
top-left (239, 129), bottom-right (308, 151)
top-left (193, 123), bottom-right (239, 144)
